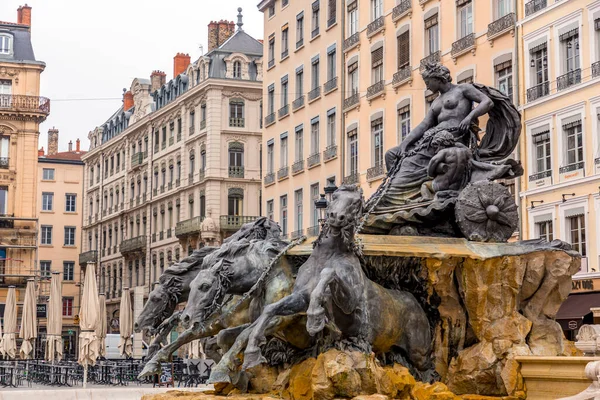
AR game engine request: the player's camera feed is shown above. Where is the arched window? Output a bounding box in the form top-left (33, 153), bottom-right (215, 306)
top-left (189, 152), bottom-right (195, 178)
top-left (228, 142), bottom-right (244, 177)
top-left (233, 61), bottom-right (242, 78)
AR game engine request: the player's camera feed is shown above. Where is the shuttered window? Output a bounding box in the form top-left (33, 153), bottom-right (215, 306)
top-left (372, 47), bottom-right (383, 68)
top-left (397, 31), bottom-right (410, 69)
top-left (328, 0), bottom-right (336, 24)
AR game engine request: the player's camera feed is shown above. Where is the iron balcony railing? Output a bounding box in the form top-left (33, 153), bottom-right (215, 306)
top-left (292, 96), bottom-right (305, 111)
top-left (526, 81), bottom-right (550, 102)
top-left (0, 94), bottom-right (50, 115)
top-left (291, 229), bottom-right (304, 239)
top-left (392, 0), bottom-right (411, 22)
top-left (308, 86), bottom-right (321, 102)
top-left (593, 61), bottom-right (600, 78)
top-left (307, 152), bottom-right (320, 167)
top-left (268, 59), bottom-right (275, 69)
top-left (229, 117), bottom-right (245, 127)
top-left (167, 228), bottom-right (172, 238)
top-left (278, 104), bottom-right (290, 119)
top-left (393, 65), bottom-right (412, 86)
top-left (281, 49), bottom-right (289, 59)
top-left (343, 173), bottom-right (360, 185)
top-left (189, 125), bottom-right (195, 135)
top-left (265, 112), bottom-right (276, 126)
top-left (488, 13), bottom-right (516, 38)
top-left (559, 162), bottom-right (585, 174)
top-left (292, 159), bottom-right (304, 174)
top-left (159, 231), bottom-right (164, 241)
top-left (0, 157), bottom-right (8, 169)
top-left (220, 215), bottom-right (259, 230)
top-left (420, 51), bottom-right (440, 69)
top-left (296, 38), bottom-right (304, 49)
top-left (367, 163), bottom-right (385, 180)
top-left (529, 170), bottom-right (552, 182)
top-left (131, 152), bottom-right (144, 167)
top-left (278, 166), bottom-right (289, 180)
top-left (78, 251), bottom-right (98, 266)
top-left (595, 157), bottom-right (600, 165)
top-left (229, 166), bottom-right (245, 178)
top-left (311, 27), bottom-right (320, 38)
top-left (324, 77), bottom-right (338, 93)
top-left (120, 236), bottom-right (146, 254)
top-left (307, 225), bottom-right (320, 237)
top-left (200, 119), bottom-right (206, 130)
top-left (557, 69), bottom-right (582, 91)
top-left (199, 169), bottom-right (205, 181)
top-left (343, 93), bottom-right (360, 111)
top-left (327, 16), bottom-right (336, 28)
top-left (343, 32), bottom-right (360, 52)
top-left (169, 137), bottom-right (174, 146)
top-left (367, 16), bottom-right (384, 37)
top-left (367, 80), bottom-right (385, 99)
top-left (188, 172), bottom-right (194, 184)
top-left (324, 144), bottom-right (337, 161)
top-left (451, 33), bottom-right (475, 57)
top-left (264, 172), bottom-right (275, 185)
top-left (525, 0), bottom-right (547, 16)
top-left (175, 179), bottom-right (180, 187)
top-left (161, 141), bottom-right (166, 150)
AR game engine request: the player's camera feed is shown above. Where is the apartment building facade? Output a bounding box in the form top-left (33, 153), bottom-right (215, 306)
top-left (0, 6), bottom-right (49, 308)
top-left (259, 0), bottom-right (344, 239)
top-left (518, 0), bottom-right (600, 280)
top-left (259, 0), bottom-right (518, 238)
top-left (80, 15), bottom-right (263, 319)
top-left (37, 134), bottom-right (85, 359)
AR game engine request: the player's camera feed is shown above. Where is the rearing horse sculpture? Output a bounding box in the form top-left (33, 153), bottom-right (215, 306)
top-left (210, 185), bottom-right (433, 385)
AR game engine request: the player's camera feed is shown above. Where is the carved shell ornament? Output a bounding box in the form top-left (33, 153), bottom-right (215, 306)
top-left (455, 181), bottom-right (518, 242)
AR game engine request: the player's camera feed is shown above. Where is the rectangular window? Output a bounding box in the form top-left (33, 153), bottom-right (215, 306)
top-left (397, 31), bottom-right (410, 69)
top-left (533, 131), bottom-right (551, 173)
top-left (311, 58), bottom-right (320, 89)
top-left (348, 62), bottom-right (359, 95)
top-left (327, 111), bottom-right (336, 146)
top-left (230, 100), bottom-right (244, 121)
top-left (327, 48), bottom-right (336, 81)
top-left (281, 136), bottom-right (288, 167)
top-left (348, 1), bottom-right (358, 35)
top-left (328, 0), bottom-right (337, 26)
top-left (295, 127), bottom-right (304, 161)
top-left (311, 183), bottom-right (320, 227)
top-left (311, 120), bottom-right (320, 155)
top-left (536, 221), bottom-right (553, 242)
top-left (568, 214), bottom-right (586, 256)
top-left (65, 194), bottom-right (77, 212)
top-left (371, 0), bottom-right (383, 19)
top-left (372, 118), bottom-right (384, 167)
top-left (496, 0), bottom-right (511, 18)
top-left (297, 13), bottom-right (304, 47)
top-left (281, 79), bottom-right (289, 107)
top-left (63, 261), bottom-right (74, 281)
top-left (296, 68), bottom-right (304, 98)
top-left (532, 45), bottom-right (548, 85)
top-left (0, 135), bottom-right (9, 164)
top-left (398, 105), bottom-right (411, 143)
top-left (280, 195), bottom-right (288, 235)
top-left (0, 185), bottom-right (7, 214)
top-left (42, 168), bottom-right (55, 181)
top-left (62, 297), bottom-right (73, 317)
top-left (565, 122), bottom-right (583, 166)
top-left (42, 192), bottom-right (54, 211)
top-left (40, 261), bottom-right (51, 279)
top-left (41, 225), bottom-right (53, 245)
top-left (348, 130), bottom-right (358, 175)
top-left (0, 79), bottom-right (11, 96)
top-left (64, 226), bottom-right (76, 246)
top-left (495, 61), bottom-right (513, 101)
top-left (425, 14), bottom-right (439, 55)
top-left (268, 37), bottom-right (275, 65)
top-left (295, 189), bottom-right (303, 232)
top-left (372, 47), bottom-right (384, 84)
top-left (457, 0), bottom-right (473, 38)
top-left (282, 27), bottom-right (289, 57)
top-left (267, 200), bottom-right (274, 220)
top-left (267, 142), bottom-right (275, 174)
top-left (268, 85), bottom-right (275, 114)
top-left (312, 1), bottom-right (320, 37)
top-left (0, 36), bottom-right (11, 54)
top-left (562, 31), bottom-right (580, 73)
top-left (269, 3), bottom-right (275, 17)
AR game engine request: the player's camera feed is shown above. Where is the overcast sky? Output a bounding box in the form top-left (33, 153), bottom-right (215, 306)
top-left (0, 0), bottom-right (264, 153)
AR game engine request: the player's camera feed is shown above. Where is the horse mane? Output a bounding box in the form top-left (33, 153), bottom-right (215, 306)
top-left (222, 216), bottom-right (281, 244)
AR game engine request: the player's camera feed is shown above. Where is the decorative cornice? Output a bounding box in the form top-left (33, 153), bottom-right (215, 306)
top-left (222, 90), bottom-right (262, 101)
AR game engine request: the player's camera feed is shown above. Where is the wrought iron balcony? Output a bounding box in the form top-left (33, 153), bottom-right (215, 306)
top-left (324, 77), bottom-right (338, 94)
top-left (367, 80), bottom-right (385, 100)
top-left (307, 226), bottom-right (320, 237)
top-left (451, 33), bottom-right (475, 58)
top-left (420, 51), bottom-right (440, 69)
top-left (281, 49), bottom-right (289, 60)
top-left (278, 166), bottom-right (289, 180)
top-left (367, 16), bottom-right (384, 38)
top-left (292, 159), bottom-right (304, 174)
top-left (343, 33), bottom-right (360, 52)
top-left (168, 182), bottom-right (172, 190)
top-left (169, 137), bottom-right (174, 146)
top-left (264, 172), bottom-right (275, 186)
top-left (529, 170), bottom-right (552, 182)
top-left (557, 69), bottom-right (582, 91)
top-left (199, 169), bottom-right (205, 181)
top-left (278, 104), bottom-right (290, 119)
top-left (296, 38), bottom-right (304, 49)
top-left (188, 172), bottom-right (194, 184)
top-left (229, 117), bottom-right (245, 127)
top-left (200, 119), bottom-right (206, 130)
top-left (120, 236), bottom-right (146, 254)
top-left (175, 216), bottom-right (204, 238)
top-left (131, 152), bottom-right (144, 168)
top-left (393, 65), bottom-right (412, 87)
top-left (308, 86), bottom-right (321, 102)
top-left (229, 165), bottom-right (245, 178)
top-left (488, 13), bottom-right (516, 38)
top-left (78, 251), bottom-right (98, 266)
top-left (293, 96), bottom-right (305, 111)
top-left (367, 163), bottom-right (385, 180)
top-left (151, 233), bottom-right (156, 243)
top-left (343, 93), bottom-right (360, 111)
top-left (176, 179), bottom-right (180, 188)
top-left (392, 0), bottom-right (411, 22)
top-left (307, 152), bottom-right (320, 168)
top-left (265, 112), bottom-right (276, 126)
top-left (343, 173), bottom-right (359, 185)
top-left (220, 215), bottom-right (259, 231)
top-left (324, 145), bottom-right (337, 161)
top-left (526, 81), bottom-right (550, 102)
top-left (559, 162), bottom-right (584, 174)
top-left (593, 61), bottom-right (600, 79)
top-left (327, 16), bottom-right (336, 28)
top-left (291, 229), bottom-right (304, 239)
top-left (159, 231), bottom-right (164, 241)
top-left (161, 142), bottom-right (166, 150)
top-left (525, 0), bottom-right (546, 16)
top-left (0, 94), bottom-right (51, 116)
top-left (0, 157), bottom-right (8, 169)
top-left (268, 59), bottom-right (275, 69)
top-left (167, 228), bottom-right (172, 238)
top-left (311, 27), bottom-right (320, 39)
top-left (189, 125), bottom-right (195, 135)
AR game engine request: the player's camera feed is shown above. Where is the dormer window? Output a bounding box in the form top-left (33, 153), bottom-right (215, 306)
top-left (0, 35), bottom-right (12, 55)
top-left (233, 61), bottom-right (242, 79)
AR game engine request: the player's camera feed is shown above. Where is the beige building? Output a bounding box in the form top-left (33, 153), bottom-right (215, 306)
top-left (0, 4), bottom-right (49, 331)
top-left (259, 0), bottom-right (517, 237)
top-left (37, 133), bottom-right (86, 359)
top-left (80, 13), bottom-right (263, 320)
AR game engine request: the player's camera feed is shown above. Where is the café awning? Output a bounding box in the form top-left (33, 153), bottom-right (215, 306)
top-left (555, 292), bottom-right (600, 330)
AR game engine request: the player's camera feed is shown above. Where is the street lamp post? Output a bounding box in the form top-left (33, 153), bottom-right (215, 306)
top-left (324, 181), bottom-right (338, 203)
top-left (314, 194), bottom-right (328, 232)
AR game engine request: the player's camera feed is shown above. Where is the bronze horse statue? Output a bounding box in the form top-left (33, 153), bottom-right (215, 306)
top-left (210, 185), bottom-right (434, 385)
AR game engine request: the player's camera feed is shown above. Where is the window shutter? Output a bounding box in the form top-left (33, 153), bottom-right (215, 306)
top-left (371, 117), bottom-right (383, 127)
top-left (494, 60), bottom-right (512, 72)
top-left (425, 14), bottom-right (438, 29)
top-left (348, 62), bottom-right (358, 74)
top-left (456, 0), bottom-right (471, 6)
top-left (348, 0), bottom-right (357, 12)
top-left (329, 0), bottom-right (336, 19)
top-left (529, 42), bottom-right (546, 54)
top-left (559, 28), bottom-right (578, 42)
top-left (372, 47), bottom-right (383, 68)
top-left (397, 31), bottom-right (410, 69)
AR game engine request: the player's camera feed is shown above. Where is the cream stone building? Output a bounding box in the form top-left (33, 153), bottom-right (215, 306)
top-left (80, 13), bottom-right (263, 320)
top-left (259, 0), bottom-right (517, 237)
top-left (0, 5), bottom-right (49, 323)
top-left (37, 133), bottom-right (85, 359)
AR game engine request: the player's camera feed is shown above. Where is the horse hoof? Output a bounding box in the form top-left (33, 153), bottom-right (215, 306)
top-left (242, 349), bottom-right (267, 370)
top-left (307, 313), bottom-right (327, 337)
top-left (138, 361), bottom-right (159, 378)
top-left (208, 368), bottom-right (232, 385)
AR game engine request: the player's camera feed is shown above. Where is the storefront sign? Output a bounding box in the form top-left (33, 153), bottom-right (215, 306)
top-left (572, 279), bottom-right (597, 292)
top-left (36, 304), bottom-right (47, 318)
top-left (568, 320), bottom-right (579, 330)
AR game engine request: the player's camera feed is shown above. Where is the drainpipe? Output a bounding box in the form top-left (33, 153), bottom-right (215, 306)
top-left (513, 0), bottom-right (523, 240)
top-left (340, 0), bottom-right (346, 183)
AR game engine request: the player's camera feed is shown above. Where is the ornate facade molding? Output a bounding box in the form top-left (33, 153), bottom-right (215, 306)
top-left (222, 90), bottom-right (262, 101)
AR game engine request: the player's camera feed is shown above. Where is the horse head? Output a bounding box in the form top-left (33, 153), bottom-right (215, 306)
top-left (327, 185), bottom-right (364, 232)
top-left (134, 283), bottom-right (176, 334)
top-left (181, 260), bottom-right (228, 328)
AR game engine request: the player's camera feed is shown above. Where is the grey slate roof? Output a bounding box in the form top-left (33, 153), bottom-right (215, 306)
top-left (0, 23), bottom-right (44, 65)
top-left (215, 30), bottom-right (263, 56)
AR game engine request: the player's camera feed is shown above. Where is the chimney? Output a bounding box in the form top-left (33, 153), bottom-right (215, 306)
top-left (38, 147), bottom-right (44, 157)
top-left (47, 127), bottom-right (58, 156)
top-left (76, 139), bottom-right (81, 152)
top-left (68, 140), bottom-right (73, 152)
top-left (150, 70), bottom-right (166, 92)
top-left (173, 53), bottom-right (191, 78)
top-left (207, 19), bottom-right (236, 52)
top-left (17, 4), bottom-right (32, 27)
top-left (123, 90), bottom-right (134, 111)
